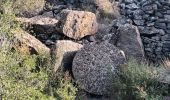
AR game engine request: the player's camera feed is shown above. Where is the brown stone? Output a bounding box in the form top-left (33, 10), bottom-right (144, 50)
top-left (54, 40), bottom-right (83, 72)
top-left (13, 29), bottom-right (50, 55)
top-left (56, 10), bottom-right (98, 40)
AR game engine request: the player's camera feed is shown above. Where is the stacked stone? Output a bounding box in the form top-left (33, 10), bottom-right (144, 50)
top-left (118, 0), bottom-right (170, 61)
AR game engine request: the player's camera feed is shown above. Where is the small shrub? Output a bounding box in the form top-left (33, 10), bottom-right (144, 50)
top-left (13, 0), bottom-right (45, 17)
top-left (113, 59), bottom-right (168, 100)
top-left (56, 72), bottom-right (78, 100)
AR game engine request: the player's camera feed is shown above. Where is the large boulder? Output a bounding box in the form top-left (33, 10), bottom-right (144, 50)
top-left (72, 42), bottom-right (126, 95)
top-left (16, 15), bottom-right (59, 34)
top-left (13, 29), bottom-right (50, 55)
top-left (116, 24), bottom-right (145, 60)
top-left (56, 10), bottom-right (98, 40)
top-left (96, 18), bottom-right (145, 61)
top-left (54, 40), bottom-right (83, 72)
top-left (13, 0), bottom-right (45, 17)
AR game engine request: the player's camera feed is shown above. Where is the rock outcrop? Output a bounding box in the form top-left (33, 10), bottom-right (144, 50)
top-left (72, 42), bottom-right (126, 95)
top-left (54, 40), bottom-right (83, 72)
top-left (56, 10), bottom-right (98, 40)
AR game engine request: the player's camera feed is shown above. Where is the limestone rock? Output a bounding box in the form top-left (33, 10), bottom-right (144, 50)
top-left (54, 40), bottom-right (83, 72)
top-left (13, 29), bottom-right (50, 55)
top-left (72, 42), bottom-right (126, 95)
top-left (56, 10), bottom-right (98, 39)
top-left (13, 30), bottom-right (50, 56)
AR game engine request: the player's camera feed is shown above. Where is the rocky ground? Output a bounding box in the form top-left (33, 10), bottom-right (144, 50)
top-left (1, 0), bottom-right (170, 99)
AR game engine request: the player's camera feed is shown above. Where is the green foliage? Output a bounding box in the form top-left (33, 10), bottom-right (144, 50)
top-left (113, 60), bottom-right (168, 100)
top-left (0, 0), bottom-right (19, 37)
top-left (0, 44), bottom-right (53, 99)
top-left (56, 72), bottom-right (78, 100)
top-left (0, 1), bottom-right (77, 99)
top-left (13, 0), bottom-right (45, 17)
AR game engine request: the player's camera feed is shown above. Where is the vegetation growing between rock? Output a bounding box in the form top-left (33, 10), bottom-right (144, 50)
top-left (1, 0), bottom-right (170, 99)
top-left (0, 0), bottom-right (78, 99)
top-left (113, 60), bottom-right (169, 100)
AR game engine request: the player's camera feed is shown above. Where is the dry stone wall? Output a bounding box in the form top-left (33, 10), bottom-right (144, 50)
top-left (118, 0), bottom-right (170, 61)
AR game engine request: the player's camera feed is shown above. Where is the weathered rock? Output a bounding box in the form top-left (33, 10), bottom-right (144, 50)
top-left (13, 0), bottom-right (45, 17)
top-left (12, 29), bottom-right (50, 55)
top-left (42, 11), bottom-right (54, 18)
top-left (72, 42), bottom-right (126, 95)
top-left (16, 16), bottom-right (59, 34)
top-left (56, 10), bottom-right (98, 39)
top-left (116, 24), bottom-right (145, 60)
top-left (54, 40), bottom-right (83, 72)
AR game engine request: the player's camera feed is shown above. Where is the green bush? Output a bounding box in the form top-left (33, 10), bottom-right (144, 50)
top-left (56, 72), bottom-right (78, 100)
top-left (0, 1), bottom-right (77, 99)
top-left (113, 60), bottom-right (168, 100)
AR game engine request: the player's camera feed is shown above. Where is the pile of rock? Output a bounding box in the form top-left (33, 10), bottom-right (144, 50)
top-left (8, 0), bottom-right (170, 99)
top-left (118, 0), bottom-right (170, 61)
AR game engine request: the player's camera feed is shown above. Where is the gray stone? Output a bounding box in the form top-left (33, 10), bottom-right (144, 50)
top-left (87, 36), bottom-right (96, 42)
top-left (133, 15), bottom-right (143, 20)
top-left (164, 15), bottom-right (170, 20)
top-left (54, 40), bottom-right (83, 72)
top-left (155, 12), bottom-right (164, 18)
top-left (142, 5), bottom-right (154, 14)
top-left (124, 0), bottom-right (134, 4)
top-left (161, 35), bottom-right (170, 41)
top-left (116, 24), bottom-right (145, 60)
top-left (165, 29), bottom-right (170, 34)
top-left (94, 23), bottom-right (118, 43)
top-left (151, 36), bottom-right (160, 41)
top-left (146, 22), bottom-right (155, 27)
top-left (167, 10), bottom-right (170, 14)
top-left (154, 22), bottom-right (166, 29)
top-left (45, 40), bottom-right (55, 46)
top-left (133, 20), bottom-right (145, 26)
top-left (167, 23), bottom-right (170, 29)
top-left (126, 3), bottom-right (139, 10)
top-left (72, 42), bottom-right (126, 95)
top-left (162, 41), bottom-right (170, 48)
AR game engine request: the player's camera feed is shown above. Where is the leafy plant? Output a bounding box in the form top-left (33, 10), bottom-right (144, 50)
top-left (113, 59), bottom-right (168, 100)
top-left (56, 72), bottom-right (78, 100)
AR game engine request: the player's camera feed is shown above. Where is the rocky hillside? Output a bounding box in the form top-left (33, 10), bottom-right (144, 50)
top-left (0, 0), bottom-right (170, 100)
